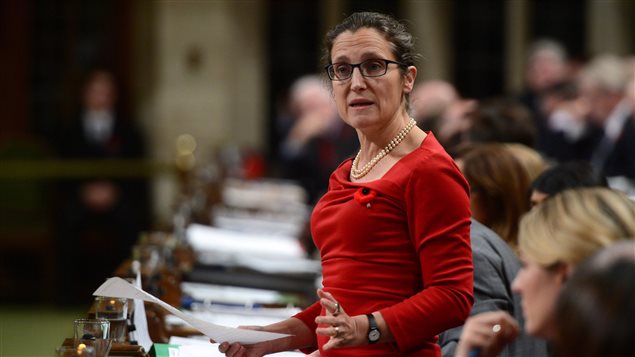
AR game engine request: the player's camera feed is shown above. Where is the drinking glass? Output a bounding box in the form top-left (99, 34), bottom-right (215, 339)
top-left (73, 318), bottom-right (111, 357)
top-left (95, 296), bottom-right (129, 343)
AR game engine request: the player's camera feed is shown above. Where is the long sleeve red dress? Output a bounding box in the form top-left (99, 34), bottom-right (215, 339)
top-left (294, 134), bottom-right (473, 356)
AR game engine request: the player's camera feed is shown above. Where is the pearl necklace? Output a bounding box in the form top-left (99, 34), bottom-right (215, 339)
top-left (350, 118), bottom-right (417, 180)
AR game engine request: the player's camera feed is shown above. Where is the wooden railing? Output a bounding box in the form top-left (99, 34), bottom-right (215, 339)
top-left (0, 159), bottom-right (176, 178)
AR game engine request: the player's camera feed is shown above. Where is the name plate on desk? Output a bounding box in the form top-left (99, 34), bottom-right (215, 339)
top-left (148, 344), bottom-right (178, 357)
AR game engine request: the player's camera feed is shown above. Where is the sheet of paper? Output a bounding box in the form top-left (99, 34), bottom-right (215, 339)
top-left (186, 224), bottom-right (304, 259)
top-left (132, 261), bottom-right (154, 351)
top-left (168, 336), bottom-right (305, 356)
top-left (180, 282), bottom-right (284, 305)
top-left (164, 304), bottom-right (302, 331)
top-left (93, 277), bottom-right (290, 344)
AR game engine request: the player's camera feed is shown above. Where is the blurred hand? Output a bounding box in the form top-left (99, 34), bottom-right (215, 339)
top-left (439, 99), bottom-right (477, 142)
top-left (288, 110), bottom-right (335, 146)
top-left (314, 289), bottom-right (366, 351)
top-left (454, 311), bottom-right (519, 357)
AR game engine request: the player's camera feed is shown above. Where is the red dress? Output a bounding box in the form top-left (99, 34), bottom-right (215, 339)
top-left (294, 134), bottom-right (473, 356)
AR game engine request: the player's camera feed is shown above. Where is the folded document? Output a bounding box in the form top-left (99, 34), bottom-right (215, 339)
top-left (93, 277), bottom-right (290, 344)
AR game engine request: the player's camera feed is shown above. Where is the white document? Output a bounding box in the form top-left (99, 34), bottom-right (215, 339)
top-left (180, 282), bottom-right (284, 305)
top-left (186, 224), bottom-right (304, 259)
top-left (132, 261), bottom-right (154, 351)
top-left (93, 277), bottom-right (290, 344)
top-left (165, 304), bottom-right (302, 332)
top-left (168, 336), bottom-right (305, 356)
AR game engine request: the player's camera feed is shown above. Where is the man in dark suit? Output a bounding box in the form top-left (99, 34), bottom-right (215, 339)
top-left (579, 55), bottom-right (635, 182)
top-left (55, 70), bottom-right (149, 304)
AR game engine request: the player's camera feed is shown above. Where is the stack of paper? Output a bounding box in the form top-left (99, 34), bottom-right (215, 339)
top-left (186, 224), bottom-right (321, 275)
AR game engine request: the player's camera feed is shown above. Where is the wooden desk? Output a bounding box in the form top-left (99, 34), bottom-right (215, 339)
top-left (62, 338), bottom-right (147, 357)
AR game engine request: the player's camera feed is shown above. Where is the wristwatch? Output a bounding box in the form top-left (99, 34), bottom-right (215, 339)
top-left (366, 313), bottom-right (381, 344)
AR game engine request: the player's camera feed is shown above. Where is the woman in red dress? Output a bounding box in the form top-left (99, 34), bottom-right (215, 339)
top-left (218, 12), bottom-right (474, 356)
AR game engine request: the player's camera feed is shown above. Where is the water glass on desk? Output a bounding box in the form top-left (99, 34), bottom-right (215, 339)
top-left (73, 318), bottom-right (111, 357)
top-left (95, 296), bottom-right (129, 343)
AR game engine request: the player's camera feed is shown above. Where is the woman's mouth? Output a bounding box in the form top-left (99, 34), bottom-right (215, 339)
top-left (349, 100), bottom-right (374, 109)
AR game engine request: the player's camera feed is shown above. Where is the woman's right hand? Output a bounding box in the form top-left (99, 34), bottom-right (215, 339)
top-left (216, 341), bottom-right (269, 357)
top-left (213, 317), bottom-right (315, 357)
top-left (454, 311), bottom-right (519, 357)
top-left (214, 326), bottom-right (272, 357)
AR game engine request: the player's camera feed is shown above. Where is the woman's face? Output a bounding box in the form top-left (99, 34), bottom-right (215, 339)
top-left (511, 256), bottom-right (566, 339)
top-left (329, 28), bottom-right (415, 129)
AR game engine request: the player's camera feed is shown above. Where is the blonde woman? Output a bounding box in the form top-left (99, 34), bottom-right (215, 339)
top-left (455, 187), bottom-right (635, 357)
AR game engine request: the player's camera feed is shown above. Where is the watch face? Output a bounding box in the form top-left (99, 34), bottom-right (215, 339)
top-left (369, 329), bottom-right (381, 342)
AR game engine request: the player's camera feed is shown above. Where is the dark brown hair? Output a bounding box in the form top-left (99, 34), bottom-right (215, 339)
top-left (323, 12), bottom-right (420, 106)
top-left (555, 242), bottom-right (635, 357)
top-left (456, 143), bottom-right (531, 249)
top-left (323, 12), bottom-right (418, 67)
top-left (466, 97), bottom-right (537, 147)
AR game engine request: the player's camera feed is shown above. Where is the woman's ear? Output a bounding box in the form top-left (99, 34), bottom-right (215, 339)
top-left (555, 262), bottom-right (575, 284)
top-left (403, 66), bottom-right (417, 94)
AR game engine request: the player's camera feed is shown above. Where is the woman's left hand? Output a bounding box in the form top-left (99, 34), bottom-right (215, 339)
top-left (314, 289), bottom-right (367, 350)
top-left (454, 311), bottom-right (519, 357)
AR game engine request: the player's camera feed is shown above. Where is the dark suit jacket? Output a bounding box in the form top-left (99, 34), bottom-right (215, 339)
top-left (55, 111), bottom-right (150, 245)
top-left (438, 220), bottom-right (549, 357)
top-left (57, 112), bottom-right (145, 160)
top-left (602, 114), bottom-right (635, 180)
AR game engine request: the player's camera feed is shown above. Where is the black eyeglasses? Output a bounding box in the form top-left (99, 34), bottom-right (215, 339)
top-left (325, 59), bottom-right (407, 81)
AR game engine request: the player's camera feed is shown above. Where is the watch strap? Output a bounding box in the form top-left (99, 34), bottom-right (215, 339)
top-left (366, 313), bottom-right (380, 343)
top-left (366, 313), bottom-right (377, 328)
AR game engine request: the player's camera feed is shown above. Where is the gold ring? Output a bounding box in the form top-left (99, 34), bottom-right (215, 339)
top-left (492, 324), bottom-right (501, 333)
top-left (334, 302), bottom-right (341, 315)
top-left (334, 326), bottom-right (340, 337)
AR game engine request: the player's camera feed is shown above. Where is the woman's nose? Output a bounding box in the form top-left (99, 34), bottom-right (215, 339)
top-left (350, 67), bottom-right (367, 90)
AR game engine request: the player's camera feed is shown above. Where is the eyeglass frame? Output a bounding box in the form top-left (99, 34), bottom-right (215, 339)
top-left (325, 59), bottom-right (409, 81)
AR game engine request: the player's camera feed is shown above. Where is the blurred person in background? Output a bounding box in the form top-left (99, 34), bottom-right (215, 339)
top-left (410, 80), bottom-right (458, 132)
top-left (278, 75), bottom-right (356, 204)
top-left (464, 98), bottom-right (537, 149)
top-left (410, 80), bottom-right (458, 140)
top-left (521, 39), bottom-right (570, 109)
top-left (454, 188), bottom-right (635, 357)
top-left (528, 160), bottom-right (607, 207)
top-left (579, 55), bottom-right (635, 182)
top-left (409, 80), bottom-right (476, 150)
top-left (437, 217), bottom-right (549, 357)
top-left (217, 11), bottom-right (473, 356)
top-left (441, 144), bottom-right (547, 357)
top-left (54, 69), bottom-right (149, 304)
top-left (454, 143), bottom-right (532, 253)
top-left (537, 80), bottom-right (596, 162)
top-left (555, 240), bottom-right (635, 357)
top-left (518, 40), bottom-right (570, 153)
top-left (504, 143), bottom-right (548, 185)
top-left (626, 57), bottom-right (635, 109)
